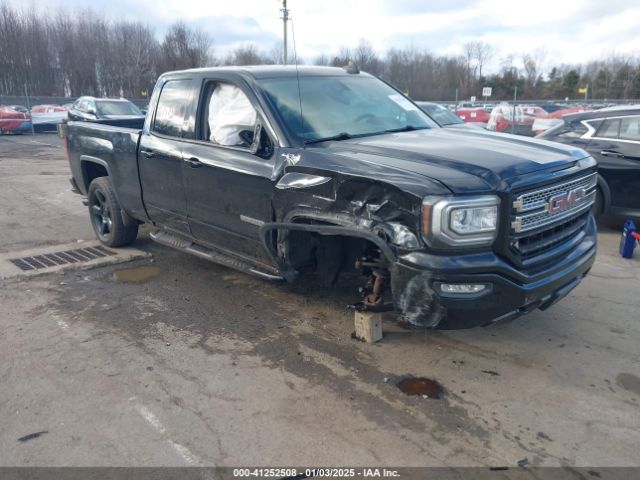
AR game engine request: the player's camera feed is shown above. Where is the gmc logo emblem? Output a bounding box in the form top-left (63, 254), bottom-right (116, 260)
top-left (548, 187), bottom-right (587, 214)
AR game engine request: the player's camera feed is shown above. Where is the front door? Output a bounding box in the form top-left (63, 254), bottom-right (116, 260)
top-left (182, 79), bottom-right (277, 265)
top-left (586, 115), bottom-right (640, 212)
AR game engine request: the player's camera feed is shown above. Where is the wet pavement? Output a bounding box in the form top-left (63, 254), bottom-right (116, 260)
top-left (0, 134), bottom-right (639, 467)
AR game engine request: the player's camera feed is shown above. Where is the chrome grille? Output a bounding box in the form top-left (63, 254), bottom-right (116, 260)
top-left (511, 173), bottom-right (597, 233)
top-left (513, 173), bottom-right (597, 213)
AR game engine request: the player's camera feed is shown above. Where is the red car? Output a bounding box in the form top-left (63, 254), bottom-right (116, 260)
top-left (455, 107), bottom-right (491, 127)
top-left (0, 105), bottom-right (32, 134)
top-left (487, 104), bottom-right (548, 136)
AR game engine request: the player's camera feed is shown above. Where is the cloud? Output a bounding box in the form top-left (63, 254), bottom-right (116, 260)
top-left (190, 16), bottom-right (280, 52)
top-left (6, 0), bottom-right (640, 72)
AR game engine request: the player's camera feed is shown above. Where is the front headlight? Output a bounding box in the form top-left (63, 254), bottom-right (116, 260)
top-left (422, 195), bottom-right (500, 248)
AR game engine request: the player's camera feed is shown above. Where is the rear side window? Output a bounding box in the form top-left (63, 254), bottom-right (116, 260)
top-left (153, 80), bottom-right (192, 137)
top-left (568, 121), bottom-right (588, 136)
top-left (551, 121), bottom-right (588, 139)
top-left (596, 118), bottom-right (620, 139)
top-left (620, 117), bottom-right (640, 141)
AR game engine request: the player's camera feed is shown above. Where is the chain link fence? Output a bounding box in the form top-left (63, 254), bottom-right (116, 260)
top-left (0, 95), bottom-right (148, 108)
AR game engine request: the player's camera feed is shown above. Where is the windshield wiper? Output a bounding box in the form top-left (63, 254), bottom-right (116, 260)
top-left (304, 132), bottom-right (353, 145)
top-left (304, 125), bottom-right (429, 145)
top-left (382, 125), bottom-right (430, 134)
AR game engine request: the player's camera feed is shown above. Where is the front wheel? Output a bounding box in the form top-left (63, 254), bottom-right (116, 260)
top-left (88, 177), bottom-right (138, 247)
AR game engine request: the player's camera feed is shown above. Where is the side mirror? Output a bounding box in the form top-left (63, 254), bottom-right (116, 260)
top-left (249, 122), bottom-right (262, 155)
top-left (87, 107), bottom-right (97, 116)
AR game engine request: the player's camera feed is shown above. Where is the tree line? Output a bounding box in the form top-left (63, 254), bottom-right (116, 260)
top-left (0, 3), bottom-right (212, 98)
top-left (1, 1), bottom-right (639, 101)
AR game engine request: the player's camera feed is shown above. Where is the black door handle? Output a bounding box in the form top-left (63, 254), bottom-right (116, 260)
top-left (184, 157), bottom-right (203, 168)
top-left (140, 149), bottom-right (155, 158)
top-left (600, 150), bottom-right (624, 158)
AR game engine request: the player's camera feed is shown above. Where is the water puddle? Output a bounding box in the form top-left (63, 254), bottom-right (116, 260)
top-left (397, 377), bottom-right (443, 399)
top-left (616, 372), bottom-right (640, 396)
top-left (111, 265), bottom-right (160, 283)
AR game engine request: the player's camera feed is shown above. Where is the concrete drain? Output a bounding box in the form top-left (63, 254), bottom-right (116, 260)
top-left (0, 241), bottom-right (151, 279)
top-left (10, 246), bottom-right (115, 271)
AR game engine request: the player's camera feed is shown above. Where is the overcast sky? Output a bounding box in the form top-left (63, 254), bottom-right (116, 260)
top-left (13, 0), bottom-right (640, 73)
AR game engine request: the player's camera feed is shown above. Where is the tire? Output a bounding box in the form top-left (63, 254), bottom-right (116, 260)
top-left (87, 177), bottom-right (138, 247)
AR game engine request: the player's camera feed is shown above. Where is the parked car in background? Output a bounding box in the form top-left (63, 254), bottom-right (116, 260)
top-left (0, 105), bottom-right (32, 134)
top-left (31, 104), bottom-right (69, 132)
top-left (416, 102), bottom-right (484, 130)
top-left (7, 105), bottom-right (29, 114)
top-left (539, 107), bottom-right (640, 222)
top-left (68, 97), bottom-right (145, 129)
top-left (455, 107), bottom-right (491, 128)
top-left (487, 104), bottom-right (547, 136)
top-left (539, 102), bottom-right (570, 114)
top-left (532, 106), bottom-right (592, 136)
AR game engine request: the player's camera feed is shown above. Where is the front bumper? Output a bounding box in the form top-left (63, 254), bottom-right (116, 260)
top-left (390, 215), bottom-right (597, 329)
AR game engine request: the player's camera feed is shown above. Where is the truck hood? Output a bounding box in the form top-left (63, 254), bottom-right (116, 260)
top-left (315, 128), bottom-right (588, 193)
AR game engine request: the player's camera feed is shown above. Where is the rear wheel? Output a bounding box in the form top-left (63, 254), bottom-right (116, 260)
top-left (88, 177), bottom-right (138, 247)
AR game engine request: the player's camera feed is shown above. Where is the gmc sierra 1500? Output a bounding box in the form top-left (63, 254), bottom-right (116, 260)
top-left (65, 65), bottom-right (597, 329)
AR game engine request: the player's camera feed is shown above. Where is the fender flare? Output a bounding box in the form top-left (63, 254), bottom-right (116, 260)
top-left (80, 155), bottom-right (138, 227)
top-left (79, 155), bottom-right (113, 192)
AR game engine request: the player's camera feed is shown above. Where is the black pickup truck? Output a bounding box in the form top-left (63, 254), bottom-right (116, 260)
top-left (65, 66), bottom-right (597, 329)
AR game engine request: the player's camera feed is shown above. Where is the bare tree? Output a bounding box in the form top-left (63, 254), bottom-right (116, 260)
top-left (353, 39), bottom-right (384, 76)
top-left (269, 42), bottom-right (284, 64)
top-left (313, 53), bottom-right (330, 66)
top-left (159, 21), bottom-right (212, 72)
top-left (473, 42), bottom-right (495, 79)
top-left (223, 44), bottom-right (271, 66)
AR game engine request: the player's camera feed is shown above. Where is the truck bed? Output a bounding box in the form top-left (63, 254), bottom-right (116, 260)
top-left (66, 121), bottom-right (147, 223)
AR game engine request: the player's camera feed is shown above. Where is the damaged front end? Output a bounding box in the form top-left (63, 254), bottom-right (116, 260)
top-left (260, 162), bottom-right (457, 327)
top-left (260, 151), bottom-right (597, 330)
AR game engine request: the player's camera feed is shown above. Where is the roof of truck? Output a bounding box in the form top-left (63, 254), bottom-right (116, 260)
top-left (162, 65), bottom-right (372, 79)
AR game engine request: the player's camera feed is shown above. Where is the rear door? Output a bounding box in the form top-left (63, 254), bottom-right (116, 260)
top-left (138, 78), bottom-right (197, 235)
top-left (586, 115), bottom-right (640, 212)
top-left (180, 76), bottom-right (277, 265)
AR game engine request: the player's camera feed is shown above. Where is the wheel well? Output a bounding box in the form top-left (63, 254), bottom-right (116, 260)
top-left (82, 161), bottom-right (108, 191)
top-left (596, 175), bottom-right (611, 215)
top-left (284, 222), bottom-right (382, 288)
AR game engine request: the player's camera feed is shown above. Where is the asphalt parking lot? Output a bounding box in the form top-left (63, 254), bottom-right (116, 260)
top-left (1, 134), bottom-right (639, 467)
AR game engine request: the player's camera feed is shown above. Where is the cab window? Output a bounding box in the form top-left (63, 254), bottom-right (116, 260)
top-left (200, 82), bottom-right (257, 148)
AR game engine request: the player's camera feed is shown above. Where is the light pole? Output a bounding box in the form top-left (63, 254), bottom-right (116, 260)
top-left (281, 0), bottom-right (289, 64)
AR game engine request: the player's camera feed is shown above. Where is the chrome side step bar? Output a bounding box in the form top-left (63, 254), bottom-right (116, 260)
top-left (150, 230), bottom-right (284, 281)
